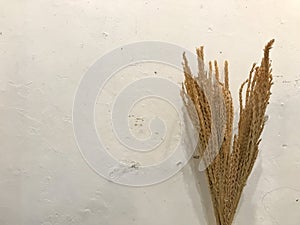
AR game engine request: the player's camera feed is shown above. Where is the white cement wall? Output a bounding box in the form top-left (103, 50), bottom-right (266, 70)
top-left (0, 0), bottom-right (300, 225)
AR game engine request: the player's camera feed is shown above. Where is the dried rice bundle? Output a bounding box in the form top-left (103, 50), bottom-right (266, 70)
top-left (181, 40), bottom-right (274, 225)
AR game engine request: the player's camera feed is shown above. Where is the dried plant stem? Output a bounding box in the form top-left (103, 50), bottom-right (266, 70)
top-left (182, 40), bottom-right (274, 225)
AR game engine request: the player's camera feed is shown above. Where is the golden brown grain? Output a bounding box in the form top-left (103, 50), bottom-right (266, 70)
top-left (181, 40), bottom-right (274, 225)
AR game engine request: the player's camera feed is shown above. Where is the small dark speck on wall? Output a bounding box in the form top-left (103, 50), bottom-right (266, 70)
top-left (296, 199), bottom-right (299, 202)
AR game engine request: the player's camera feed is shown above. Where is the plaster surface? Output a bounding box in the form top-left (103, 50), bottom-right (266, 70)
top-left (0, 1), bottom-right (300, 225)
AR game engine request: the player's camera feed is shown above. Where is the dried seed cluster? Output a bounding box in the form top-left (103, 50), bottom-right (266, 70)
top-left (181, 40), bottom-right (274, 225)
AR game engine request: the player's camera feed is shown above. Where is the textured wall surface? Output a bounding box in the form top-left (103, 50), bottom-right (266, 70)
top-left (0, 0), bottom-right (300, 225)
